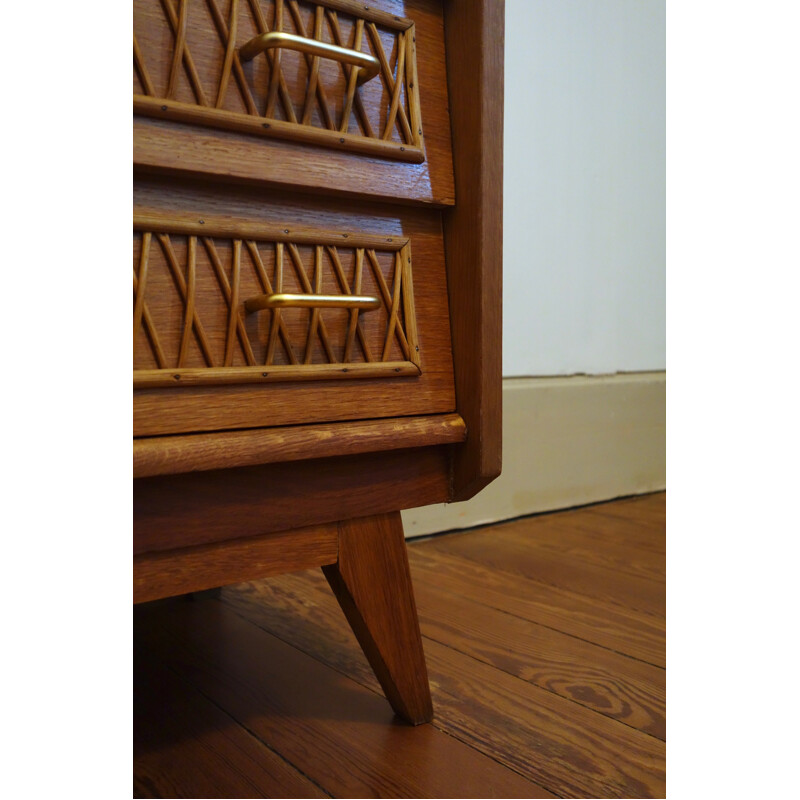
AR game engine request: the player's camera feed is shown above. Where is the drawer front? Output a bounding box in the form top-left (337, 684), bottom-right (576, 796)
top-left (133, 182), bottom-right (456, 437)
top-left (133, 0), bottom-right (424, 162)
top-left (133, 213), bottom-right (420, 386)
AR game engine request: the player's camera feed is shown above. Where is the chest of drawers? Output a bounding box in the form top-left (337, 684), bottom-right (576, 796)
top-left (133, 0), bottom-right (503, 725)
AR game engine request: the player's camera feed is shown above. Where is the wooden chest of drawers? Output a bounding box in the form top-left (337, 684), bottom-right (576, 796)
top-left (133, 0), bottom-right (503, 725)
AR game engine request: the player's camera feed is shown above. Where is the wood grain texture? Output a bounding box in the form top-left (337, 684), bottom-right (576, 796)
top-left (411, 579), bottom-right (666, 739)
top-left (424, 639), bottom-right (664, 798)
top-left (209, 554), bottom-right (664, 795)
top-left (134, 412), bottom-right (465, 477)
top-left (427, 519), bottom-right (666, 618)
top-left (441, 0), bottom-right (504, 499)
top-left (133, 0), bottom-right (455, 206)
top-left (133, 211), bottom-right (422, 389)
top-left (135, 360), bottom-right (420, 387)
top-left (135, 596), bottom-right (555, 798)
top-left (498, 515), bottom-right (666, 585)
top-left (323, 512), bottom-right (432, 724)
top-left (133, 523), bottom-right (338, 603)
top-left (134, 96), bottom-right (425, 162)
top-left (318, 0), bottom-right (413, 30)
top-left (134, 494), bottom-right (666, 799)
top-left (133, 177), bottom-right (455, 436)
top-left (133, 647), bottom-right (327, 798)
top-left (225, 494), bottom-right (665, 796)
top-left (133, 210), bottom-right (411, 247)
top-left (133, 445), bottom-right (451, 554)
top-left (223, 565), bottom-right (665, 739)
top-left (585, 493), bottom-right (667, 542)
top-left (133, 0), bottom-right (423, 161)
top-left (408, 546), bottom-right (666, 668)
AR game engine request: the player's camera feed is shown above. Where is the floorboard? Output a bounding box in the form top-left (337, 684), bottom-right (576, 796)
top-left (133, 646), bottom-right (326, 799)
top-left (136, 597), bottom-right (551, 799)
top-left (134, 491), bottom-right (666, 798)
top-left (498, 516), bottom-right (666, 582)
top-left (426, 528), bottom-right (665, 618)
top-left (408, 547), bottom-right (666, 667)
top-left (413, 580), bottom-right (666, 739)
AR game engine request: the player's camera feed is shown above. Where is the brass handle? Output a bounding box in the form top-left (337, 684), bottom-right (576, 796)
top-left (239, 31), bottom-right (380, 86)
top-left (245, 293), bottom-right (381, 312)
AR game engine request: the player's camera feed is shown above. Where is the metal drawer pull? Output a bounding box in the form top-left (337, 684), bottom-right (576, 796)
top-left (245, 293), bottom-right (381, 312)
top-left (239, 31), bottom-right (380, 85)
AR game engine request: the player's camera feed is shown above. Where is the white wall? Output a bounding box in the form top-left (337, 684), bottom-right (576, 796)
top-left (403, 1), bottom-right (666, 535)
top-left (405, 1), bottom-right (666, 535)
top-left (503, 0), bottom-right (665, 376)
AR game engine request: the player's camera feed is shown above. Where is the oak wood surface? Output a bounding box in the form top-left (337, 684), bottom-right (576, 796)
top-left (217, 568), bottom-right (665, 796)
top-left (135, 360), bottom-right (420, 387)
top-left (585, 494), bottom-right (667, 544)
top-left (133, 649), bottom-right (327, 798)
top-left (134, 412), bottom-right (465, 477)
top-left (224, 564), bottom-right (665, 738)
top-left (440, 0), bottom-right (504, 500)
top-left (133, 445), bottom-right (451, 554)
top-left (323, 512), bottom-right (432, 724)
top-left (133, 522), bottom-right (339, 603)
top-left (133, 494), bottom-right (666, 798)
top-left (133, 0), bottom-right (422, 161)
top-left (134, 95), bottom-right (425, 163)
top-left (133, 0), bottom-right (455, 206)
top-left (133, 177), bottom-right (456, 437)
top-left (423, 639), bottom-right (664, 798)
top-left (133, 212), bottom-right (422, 388)
top-left (408, 546), bottom-right (667, 668)
top-left (426, 521), bottom-right (666, 618)
top-left (135, 597), bottom-right (555, 799)
top-left (131, 0), bottom-right (505, 748)
top-left (499, 518), bottom-right (666, 585)
top-left (132, 0), bottom-right (504, 499)
top-left (411, 579), bottom-right (666, 739)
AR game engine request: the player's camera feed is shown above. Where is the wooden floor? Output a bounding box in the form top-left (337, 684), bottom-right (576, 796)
top-left (134, 492), bottom-right (666, 799)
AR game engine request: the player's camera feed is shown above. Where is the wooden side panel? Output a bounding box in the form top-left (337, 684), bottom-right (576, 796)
top-left (442, 0), bottom-right (504, 499)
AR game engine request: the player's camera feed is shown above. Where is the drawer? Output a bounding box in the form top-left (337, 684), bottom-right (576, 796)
top-left (133, 181), bottom-right (456, 437)
top-left (133, 0), bottom-right (455, 206)
top-left (134, 0), bottom-right (424, 161)
top-left (133, 214), bottom-right (421, 385)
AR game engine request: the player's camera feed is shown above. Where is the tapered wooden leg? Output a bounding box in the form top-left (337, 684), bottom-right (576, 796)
top-left (322, 512), bottom-right (433, 725)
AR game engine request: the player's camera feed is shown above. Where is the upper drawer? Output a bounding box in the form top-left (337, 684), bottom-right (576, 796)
top-left (133, 0), bottom-right (455, 206)
top-left (134, 0), bottom-right (424, 162)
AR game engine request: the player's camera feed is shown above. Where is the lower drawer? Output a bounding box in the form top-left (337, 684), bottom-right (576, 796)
top-left (133, 181), bottom-right (456, 436)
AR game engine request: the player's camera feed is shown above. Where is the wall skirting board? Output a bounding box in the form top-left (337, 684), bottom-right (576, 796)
top-left (402, 372), bottom-right (666, 538)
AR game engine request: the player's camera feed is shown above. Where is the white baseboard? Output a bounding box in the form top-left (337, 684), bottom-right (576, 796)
top-left (402, 372), bottom-right (666, 538)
